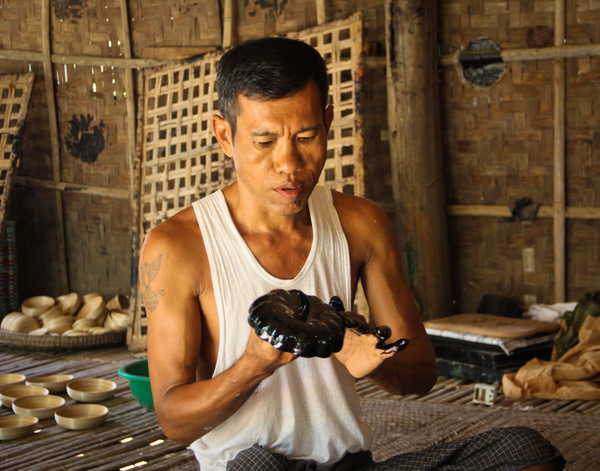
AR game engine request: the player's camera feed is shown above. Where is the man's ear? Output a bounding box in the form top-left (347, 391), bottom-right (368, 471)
top-left (212, 115), bottom-right (233, 156)
top-left (324, 105), bottom-right (334, 133)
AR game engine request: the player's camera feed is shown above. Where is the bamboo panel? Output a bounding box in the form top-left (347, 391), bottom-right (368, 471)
top-left (447, 217), bottom-right (555, 312)
top-left (54, 64), bottom-right (130, 189)
top-left (441, 59), bottom-right (555, 207)
top-left (0, 0), bottom-right (44, 52)
top-left (63, 193), bottom-right (132, 297)
top-left (128, 0), bottom-right (221, 57)
top-left (0, 72), bottom-right (35, 239)
top-left (129, 14), bottom-right (365, 350)
top-left (50, 0), bottom-right (124, 57)
top-left (288, 12), bottom-right (365, 197)
top-left (566, 219), bottom-right (600, 300)
top-left (438, 1), bottom-right (555, 55)
top-left (237, 0), bottom-right (318, 41)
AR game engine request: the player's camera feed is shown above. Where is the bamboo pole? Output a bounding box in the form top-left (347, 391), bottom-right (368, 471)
top-left (222, 0), bottom-right (234, 48)
top-left (553, 0), bottom-right (566, 302)
top-left (440, 42), bottom-right (600, 67)
top-left (41, 0), bottom-right (69, 292)
top-left (447, 205), bottom-right (600, 220)
top-left (316, 0), bottom-right (327, 25)
top-left (15, 176), bottom-right (130, 199)
top-left (119, 0), bottom-right (136, 202)
top-left (0, 49), bottom-right (167, 68)
top-left (385, 0), bottom-right (451, 320)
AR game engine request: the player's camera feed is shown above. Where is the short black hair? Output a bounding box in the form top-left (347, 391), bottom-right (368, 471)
top-left (216, 37), bottom-right (329, 136)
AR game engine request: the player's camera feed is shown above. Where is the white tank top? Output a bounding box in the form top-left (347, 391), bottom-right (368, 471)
top-left (189, 185), bottom-right (371, 470)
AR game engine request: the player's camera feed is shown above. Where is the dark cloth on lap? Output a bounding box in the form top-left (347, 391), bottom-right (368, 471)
top-left (226, 427), bottom-right (565, 471)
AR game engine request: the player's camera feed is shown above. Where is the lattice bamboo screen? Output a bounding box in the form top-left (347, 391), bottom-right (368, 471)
top-left (129, 14), bottom-right (364, 350)
top-left (0, 73), bottom-right (35, 239)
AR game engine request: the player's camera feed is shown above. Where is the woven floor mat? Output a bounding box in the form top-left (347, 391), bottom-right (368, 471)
top-left (359, 397), bottom-right (599, 471)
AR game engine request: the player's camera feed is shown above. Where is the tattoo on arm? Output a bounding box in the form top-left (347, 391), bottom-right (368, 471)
top-left (140, 253), bottom-right (165, 313)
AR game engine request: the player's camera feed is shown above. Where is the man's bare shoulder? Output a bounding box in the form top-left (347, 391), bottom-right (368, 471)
top-left (330, 190), bottom-right (388, 227)
top-left (142, 206), bottom-right (202, 254)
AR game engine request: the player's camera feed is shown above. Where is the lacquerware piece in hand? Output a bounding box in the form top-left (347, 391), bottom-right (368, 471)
top-left (248, 289), bottom-right (409, 358)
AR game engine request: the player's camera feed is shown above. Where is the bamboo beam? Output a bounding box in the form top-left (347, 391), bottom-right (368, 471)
top-left (385, 0), bottom-right (451, 320)
top-left (222, 0), bottom-right (234, 48)
top-left (42, 0), bottom-right (69, 292)
top-left (447, 205), bottom-right (600, 220)
top-left (15, 176), bottom-right (130, 200)
top-left (440, 42), bottom-right (600, 67)
top-left (0, 49), bottom-right (167, 68)
top-left (316, 0), bottom-right (327, 25)
top-left (553, 0), bottom-right (566, 302)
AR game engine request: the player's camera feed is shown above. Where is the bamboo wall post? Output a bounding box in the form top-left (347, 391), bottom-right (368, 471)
top-left (384, 0), bottom-right (451, 320)
top-left (41, 0), bottom-right (69, 292)
top-left (222, 0), bottom-right (234, 48)
top-left (553, 0), bottom-right (566, 302)
top-left (316, 0), bottom-right (327, 25)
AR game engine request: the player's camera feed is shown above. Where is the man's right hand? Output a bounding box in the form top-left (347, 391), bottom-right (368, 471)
top-left (243, 329), bottom-right (297, 376)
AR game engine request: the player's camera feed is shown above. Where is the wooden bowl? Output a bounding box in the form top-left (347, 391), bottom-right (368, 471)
top-left (38, 305), bottom-right (65, 324)
top-left (26, 374), bottom-right (75, 393)
top-left (55, 404), bottom-right (108, 430)
top-left (67, 378), bottom-right (116, 402)
top-left (13, 394), bottom-right (66, 419)
top-left (21, 296), bottom-right (56, 317)
top-left (44, 315), bottom-right (74, 334)
top-left (0, 373), bottom-right (26, 390)
top-left (56, 292), bottom-right (81, 315)
top-left (0, 312), bottom-right (40, 333)
top-left (0, 415), bottom-right (39, 440)
top-left (0, 385), bottom-right (49, 408)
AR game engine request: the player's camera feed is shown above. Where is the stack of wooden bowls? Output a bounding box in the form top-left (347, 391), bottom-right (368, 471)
top-left (0, 293), bottom-right (133, 337)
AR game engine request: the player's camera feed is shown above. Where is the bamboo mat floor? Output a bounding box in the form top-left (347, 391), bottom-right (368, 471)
top-left (1, 346), bottom-right (598, 470)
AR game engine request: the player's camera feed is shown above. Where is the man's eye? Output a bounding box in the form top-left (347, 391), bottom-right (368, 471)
top-left (256, 141), bottom-right (275, 147)
top-left (298, 135), bottom-right (316, 143)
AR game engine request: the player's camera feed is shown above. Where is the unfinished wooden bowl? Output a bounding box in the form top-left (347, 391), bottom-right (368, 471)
top-left (104, 310), bottom-right (132, 332)
top-left (67, 378), bottom-right (116, 402)
top-left (72, 318), bottom-right (98, 331)
top-left (44, 315), bottom-right (74, 334)
top-left (0, 384), bottom-right (49, 408)
top-left (0, 373), bottom-right (26, 390)
top-left (38, 305), bottom-right (65, 324)
top-left (56, 292), bottom-right (81, 315)
top-left (77, 295), bottom-right (106, 323)
top-left (21, 296), bottom-right (56, 317)
top-left (26, 374), bottom-right (74, 393)
top-left (13, 394), bottom-right (66, 419)
top-left (55, 404), bottom-right (108, 430)
top-left (106, 294), bottom-right (130, 311)
top-left (1, 312), bottom-right (40, 333)
top-left (0, 415), bottom-right (39, 440)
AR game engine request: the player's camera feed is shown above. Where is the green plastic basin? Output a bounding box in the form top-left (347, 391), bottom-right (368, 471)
top-left (118, 358), bottom-right (154, 412)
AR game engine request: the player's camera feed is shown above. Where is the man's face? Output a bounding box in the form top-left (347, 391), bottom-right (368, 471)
top-left (215, 81), bottom-right (333, 217)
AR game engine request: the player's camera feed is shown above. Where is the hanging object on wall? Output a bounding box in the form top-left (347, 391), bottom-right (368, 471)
top-left (0, 73), bottom-right (35, 240)
top-left (65, 114), bottom-right (105, 164)
top-left (459, 38), bottom-right (506, 88)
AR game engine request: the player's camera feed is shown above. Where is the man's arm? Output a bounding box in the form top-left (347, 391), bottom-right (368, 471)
top-left (139, 214), bottom-right (295, 445)
top-left (333, 193), bottom-right (438, 396)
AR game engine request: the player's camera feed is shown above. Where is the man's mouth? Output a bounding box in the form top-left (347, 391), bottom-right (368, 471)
top-left (275, 183), bottom-right (303, 199)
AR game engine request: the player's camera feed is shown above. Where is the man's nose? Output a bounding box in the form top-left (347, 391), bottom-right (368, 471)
top-left (274, 141), bottom-right (302, 174)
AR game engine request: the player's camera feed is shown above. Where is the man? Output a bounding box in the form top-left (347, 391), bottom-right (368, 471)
top-left (139, 37), bottom-right (563, 470)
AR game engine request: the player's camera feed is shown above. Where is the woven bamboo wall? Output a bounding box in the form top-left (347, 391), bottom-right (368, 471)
top-left (439, 1), bottom-right (600, 311)
top-left (1, 0), bottom-right (598, 341)
top-left (0, 1), bottom-right (393, 307)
